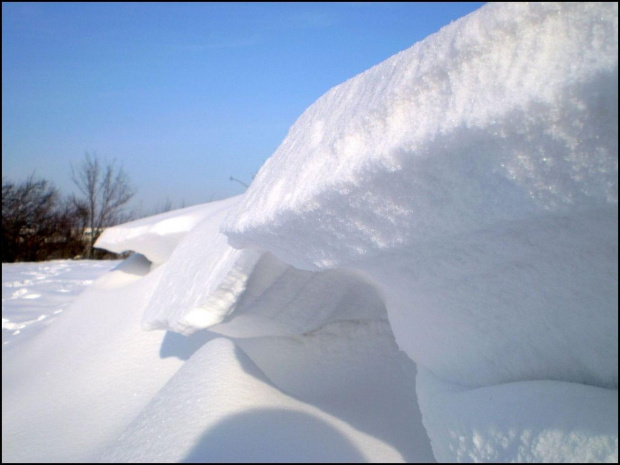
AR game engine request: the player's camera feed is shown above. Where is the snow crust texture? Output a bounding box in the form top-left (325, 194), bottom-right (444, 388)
top-left (223, 1), bottom-right (618, 390)
top-left (417, 368), bottom-right (618, 463)
top-left (225, 2), bottom-right (617, 251)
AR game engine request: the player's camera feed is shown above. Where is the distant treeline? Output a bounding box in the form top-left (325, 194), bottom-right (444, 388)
top-left (3, 175), bottom-right (94, 262)
top-left (2, 153), bottom-right (134, 263)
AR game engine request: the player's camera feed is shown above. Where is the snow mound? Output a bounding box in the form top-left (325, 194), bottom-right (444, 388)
top-left (225, 2), bottom-right (617, 258)
top-left (100, 327), bottom-right (433, 463)
top-left (222, 2), bottom-right (618, 390)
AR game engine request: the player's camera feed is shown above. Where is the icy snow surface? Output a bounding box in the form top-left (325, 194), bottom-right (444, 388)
top-left (2, 2), bottom-right (618, 463)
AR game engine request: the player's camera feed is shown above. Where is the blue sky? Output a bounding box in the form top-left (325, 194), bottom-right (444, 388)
top-left (2, 2), bottom-right (485, 214)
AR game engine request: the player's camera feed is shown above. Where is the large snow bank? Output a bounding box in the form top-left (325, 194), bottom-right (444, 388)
top-left (225, 1), bottom-right (618, 461)
top-left (3, 2), bottom-right (617, 463)
top-left (223, 1), bottom-right (618, 389)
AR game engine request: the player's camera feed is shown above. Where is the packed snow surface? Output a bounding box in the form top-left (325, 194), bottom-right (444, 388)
top-left (2, 2), bottom-right (617, 463)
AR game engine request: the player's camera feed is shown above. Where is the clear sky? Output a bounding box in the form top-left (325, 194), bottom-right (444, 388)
top-left (2, 2), bottom-right (485, 215)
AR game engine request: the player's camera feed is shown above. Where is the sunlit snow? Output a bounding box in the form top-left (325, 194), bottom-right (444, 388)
top-left (2, 2), bottom-right (617, 463)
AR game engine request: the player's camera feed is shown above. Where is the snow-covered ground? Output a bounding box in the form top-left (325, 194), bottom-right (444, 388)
top-left (2, 2), bottom-right (618, 463)
top-left (2, 260), bottom-right (119, 348)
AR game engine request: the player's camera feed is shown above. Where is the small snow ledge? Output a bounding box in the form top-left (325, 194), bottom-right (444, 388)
top-left (95, 196), bottom-right (243, 265)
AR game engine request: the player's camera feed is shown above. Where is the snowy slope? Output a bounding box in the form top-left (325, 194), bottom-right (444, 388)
top-left (2, 2), bottom-right (617, 463)
top-left (2, 258), bottom-right (186, 462)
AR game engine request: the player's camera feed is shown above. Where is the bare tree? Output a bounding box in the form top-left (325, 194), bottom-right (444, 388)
top-left (71, 153), bottom-right (135, 258)
top-left (2, 175), bottom-right (59, 262)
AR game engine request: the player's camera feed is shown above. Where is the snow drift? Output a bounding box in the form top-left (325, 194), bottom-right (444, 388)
top-left (224, 0), bottom-right (618, 390)
top-left (3, 2), bottom-right (617, 463)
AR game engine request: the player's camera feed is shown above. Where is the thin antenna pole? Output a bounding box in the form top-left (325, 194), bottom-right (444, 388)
top-left (229, 176), bottom-right (249, 188)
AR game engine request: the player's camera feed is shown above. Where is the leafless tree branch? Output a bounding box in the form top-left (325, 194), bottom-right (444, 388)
top-left (71, 153), bottom-right (135, 258)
